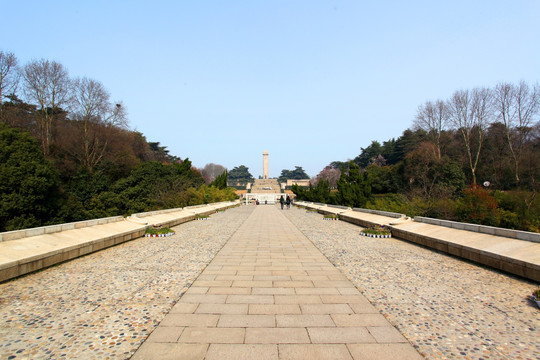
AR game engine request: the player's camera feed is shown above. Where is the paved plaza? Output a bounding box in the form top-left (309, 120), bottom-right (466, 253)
top-left (133, 205), bottom-right (422, 360)
top-left (0, 204), bottom-right (539, 359)
top-left (283, 208), bottom-right (540, 360)
top-left (0, 206), bottom-right (252, 359)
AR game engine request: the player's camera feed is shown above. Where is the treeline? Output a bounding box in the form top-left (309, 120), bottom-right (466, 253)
top-left (295, 81), bottom-right (540, 232)
top-left (0, 51), bottom-right (235, 232)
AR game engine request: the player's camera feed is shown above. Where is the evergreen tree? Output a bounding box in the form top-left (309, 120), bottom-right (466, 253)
top-left (228, 165), bottom-right (254, 183)
top-left (0, 123), bottom-right (63, 231)
top-left (336, 161), bottom-right (371, 208)
top-left (210, 170), bottom-right (228, 189)
top-left (278, 166), bottom-right (309, 182)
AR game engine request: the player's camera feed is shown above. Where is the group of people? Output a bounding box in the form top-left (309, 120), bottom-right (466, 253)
top-left (279, 195), bottom-right (292, 210)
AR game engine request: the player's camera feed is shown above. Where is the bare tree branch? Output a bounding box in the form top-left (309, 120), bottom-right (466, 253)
top-left (22, 59), bottom-right (71, 155)
top-left (493, 81), bottom-right (540, 185)
top-left (414, 99), bottom-right (448, 159)
top-left (0, 51), bottom-right (19, 106)
top-left (447, 88), bottom-right (493, 185)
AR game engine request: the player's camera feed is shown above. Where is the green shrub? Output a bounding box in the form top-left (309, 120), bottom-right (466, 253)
top-left (456, 186), bottom-right (500, 226)
top-left (145, 226), bottom-right (174, 235)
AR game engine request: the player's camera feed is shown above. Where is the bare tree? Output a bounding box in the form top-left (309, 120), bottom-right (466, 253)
top-left (22, 59), bottom-right (71, 155)
top-left (314, 165), bottom-right (341, 188)
top-left (493, 81), bottom-right (540, 186)
top-left (414, 99), bottom-right (448, 159)
top-left (0, 51), bottom-right (19, 106)
top-left (447, 88), bottom-right (493, 185)
top-left (70, 77), bottom-right (124, 171)
top-left (201, 163), bottom-right (227, 183)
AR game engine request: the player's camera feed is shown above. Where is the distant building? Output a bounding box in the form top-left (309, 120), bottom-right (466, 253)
top-left (286, 179), bottom-right (311, 187)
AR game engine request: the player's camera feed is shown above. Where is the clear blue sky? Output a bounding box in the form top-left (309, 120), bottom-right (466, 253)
top-left (3, 0), bottom-right (539, 178)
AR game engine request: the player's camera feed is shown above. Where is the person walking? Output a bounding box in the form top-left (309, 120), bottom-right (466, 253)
top-left (286, 195), bottom-right (291, 209)
top-left (279, 195), bottom-right (285, 210)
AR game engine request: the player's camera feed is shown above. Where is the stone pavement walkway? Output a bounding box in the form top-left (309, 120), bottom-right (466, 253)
top-left (132, 206), bottom-right (423, 360)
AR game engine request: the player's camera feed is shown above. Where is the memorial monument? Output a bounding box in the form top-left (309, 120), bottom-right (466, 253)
top-left (263, 150), bottom-right (269, 179)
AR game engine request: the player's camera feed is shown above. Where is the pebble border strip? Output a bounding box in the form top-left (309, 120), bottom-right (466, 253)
top-left (360, 232), bottom-right (392, 238)
top-left (144, 232), bottom-right (175, 237)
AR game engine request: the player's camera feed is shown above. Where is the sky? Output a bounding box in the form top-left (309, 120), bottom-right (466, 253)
top-left (2, 0), bottom-right (540, 178)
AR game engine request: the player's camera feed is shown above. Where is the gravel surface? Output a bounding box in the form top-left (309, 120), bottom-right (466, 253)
top-left (2, 204), bottom-right (538, 360)
top-left (0, 205), bottom-right (254, 360)
top-left (282, 206), bottom-right (540, 360)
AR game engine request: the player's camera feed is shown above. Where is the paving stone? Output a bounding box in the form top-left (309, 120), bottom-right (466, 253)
top-left (300, 303), bottom-right (354, 314)
top-left (272, 270), bottom-right (307, 276)
top-left (253, 275), bottom-right (291, 281)
top-left (320, 295), bottom-right (373, 304)
top-left (169, 303), bottom-right (199, 314)
top-left (290, 275), bottom-right (329, 281)
top-left (273, 280), bottom-right (314, 288)
top-left (131, 343), bottom-right (208, 360)
top-left (193, 280), bottom-right (233, 287)
top-left (179, 294), bottom-right (227, 304)
top-left (232, 280), bottom-right (273, 287)
top-left (367, 326), bottom-right (408, 343)
top-left (184, 286), bottom-right (209, 295)
top-left (274, 295), bottom-right (322, 304)
top-left (347, 343), bottom-right (424, 360)
top-left (251, 287), bottom-right (295, 295)
top-left (245, 327), bottom-right (310, 344)
top-left (226, 294), bottom-right (274, 304)
top-left (249, 304), bottom-right (302, 315)
top-left (337, 287), bottom-right (361, 295)
top-left (217, 314), bottom-right (276, 327)
top-left (279, 344), bottom-right (353, 360)
top-left (207, 287), bottom-right (252, 295)
top-left (294, 287), bottom-right (340, 295)
top-left (348, 303), bottom-right (380, 314)
top-left (159, 314), bottom-right (219, 327)
top-left (276, 314), bottom-right (335, 327)
top-left (331, 313), bottom-right (391, 327)
top-left (308, 327), bottom-right (376, 343)
top-left (196, 274), bottom-right (217, 280)
top-left (205, 344), bottom-right (278, 360)
top-left (195, 303), bottom-right (248, 315)
top-left (178, 327), bottom-right (245, 344)
top-left (145, 326), bottom-right (184, 343)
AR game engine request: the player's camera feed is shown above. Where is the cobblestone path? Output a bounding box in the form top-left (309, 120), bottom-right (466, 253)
top-left (132, 204), bottom-right (422, 360)
top-left (0, 206), bottom-right (254, 359)
top-left (282, 206), bottom-right (540, 360)
top-left (2, 204), bottom-right (539, 359)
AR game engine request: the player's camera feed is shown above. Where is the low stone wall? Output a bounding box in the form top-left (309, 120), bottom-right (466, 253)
top-left (0, 201), bottom-right (240, 283)
top-left (0, 224), bottom-right (146, 283)
top-left (295, 200), bottom-right (539, 282)
top-left (338, 213), bottom-right (382, 228)
top-left (391, 225), bottom-right (540, 282)
top-left (414, 216), bottom-right (540, 243)
top-left (130, 207), bottom-right (184, 218)
top-left (0, 216), bottom-right (125, 242)
top-left (353, 207), bottom-right (404, 219)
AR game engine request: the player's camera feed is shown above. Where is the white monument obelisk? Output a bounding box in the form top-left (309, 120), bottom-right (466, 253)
top-left (263, 150), bottom-right (269, 179)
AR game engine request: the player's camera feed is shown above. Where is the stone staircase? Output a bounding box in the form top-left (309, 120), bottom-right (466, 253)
top-left (251, 179), bottom-right (281, 193)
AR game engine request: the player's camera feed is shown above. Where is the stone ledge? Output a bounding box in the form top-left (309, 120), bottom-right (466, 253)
top-left (353, 208), bottom-right (405, 219)
top-left (0, 227), bottom-right (146, 283)
top-left (0, 216), bottom-right (125, 242)
top-left (295, 201), bottom-right (540, 282)
top-left (0, 201), bottom-right (239, 283)
top-left (414, 216), bottom-right (540, 243)
top-left (390, 227), bottom-right (540, 282)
